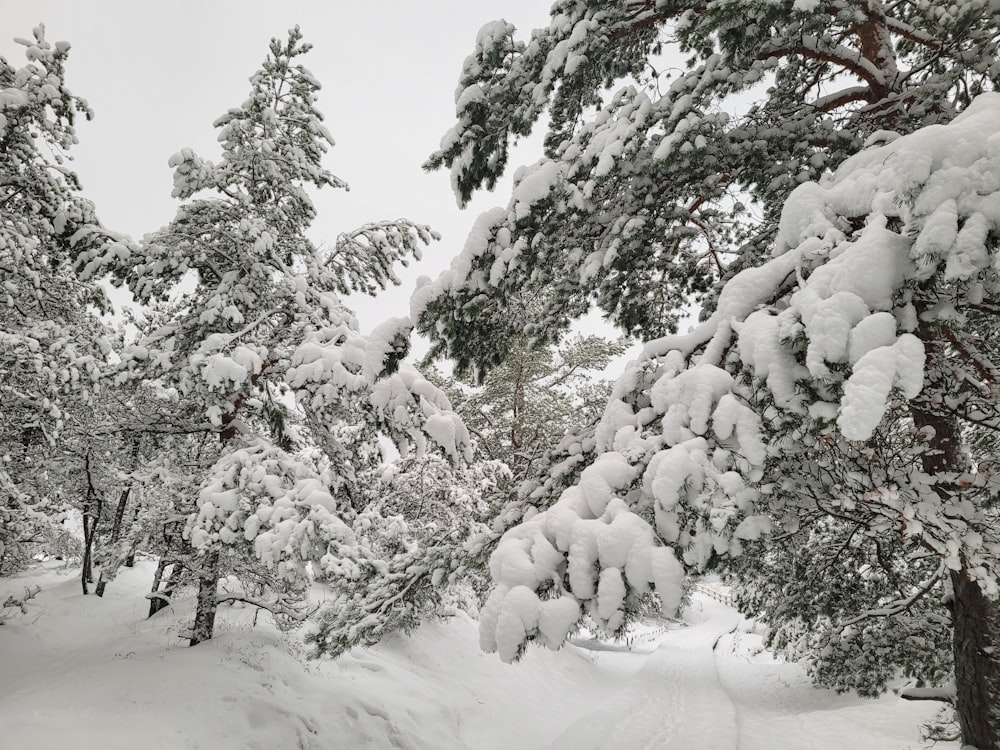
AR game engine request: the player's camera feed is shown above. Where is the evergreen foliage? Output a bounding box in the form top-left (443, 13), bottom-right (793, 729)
top-left (433, 330), bottom-right (626, 475)
top-left (418, 0), bottom-right (1000, 369)
top-left (422, 3), bottom-right (1000, 745)
top-left (0, 26), bottom-right (132, 574)
top-left (111, 27), bottom-right (469, 644)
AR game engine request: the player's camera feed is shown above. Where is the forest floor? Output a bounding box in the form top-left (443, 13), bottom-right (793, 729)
top-left (0, 560), bottom-right (956, 749)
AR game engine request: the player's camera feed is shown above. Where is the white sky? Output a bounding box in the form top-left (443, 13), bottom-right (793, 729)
top-left (0, 1), bottom-right (557, 348)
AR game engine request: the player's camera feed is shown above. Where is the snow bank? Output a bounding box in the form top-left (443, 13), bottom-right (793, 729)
top-left (0, 562), bottom-right (648, 750)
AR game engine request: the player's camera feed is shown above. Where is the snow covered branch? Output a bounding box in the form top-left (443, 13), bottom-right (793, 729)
top-left (839, 565), bottom-right (947, 630)
top-left (900, 685), bottom-right (956, 705)
top-left (1, 585), bottom-right (42, 621)
top-left (215, 591), bottom-right (318, 622)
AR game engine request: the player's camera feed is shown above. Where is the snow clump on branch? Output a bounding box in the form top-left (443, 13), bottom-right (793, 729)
top-left (481, 93), bottom-right (1000, 661)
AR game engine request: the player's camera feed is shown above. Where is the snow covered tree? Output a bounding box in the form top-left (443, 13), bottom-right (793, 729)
top-left (348, 332), bottom-right (628, 644)
top-left (308, 450), bottom-right (510, 657)
top-left (117, 28), bottom-right (469, 645)
top-left (0, 26), bottom-right (131, 575)
top-left (418, 0), bottom-right (1000, 371)
top-left (433, 331), bottom-right (626, 480)
top-left (421, 4), bottom-right (1000, 746)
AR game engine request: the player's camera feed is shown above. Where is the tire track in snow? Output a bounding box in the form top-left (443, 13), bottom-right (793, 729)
top-left (545, 594), bottom-right (741, 749)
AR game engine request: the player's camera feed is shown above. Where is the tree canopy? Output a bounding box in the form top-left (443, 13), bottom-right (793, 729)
top-left (421, 3), bottom-right (1000, 746)
top-left (418, 0), bottom-right (1000, 371)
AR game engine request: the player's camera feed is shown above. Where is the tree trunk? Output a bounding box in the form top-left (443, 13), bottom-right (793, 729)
top-left (912, 318), bottom-right (1000, 748)
top-left (81, 512), bottom-right (92, 595)
top-left (951, 571), bottom-right (1000, 750)
top-left (81, 499), bottom-right (102, 591)
top-left (124, 501), bottom-right (143, 568)
top-left (147, 560), bottom-right (185, 617)
top-left (147, 558), bottom-right (168, 616)
top-left (108, 487), bottom-right (131, 545)
top-left (187, 413), bottom-right (238, 642)
top-left (951, 568), bottom-right (1000, 749)
top-left (189, 552), bottom-right (220, 645)
top-left (95, 487), bottom-right (132, 597)
top-left (81, 450), bottom-right (103, 591)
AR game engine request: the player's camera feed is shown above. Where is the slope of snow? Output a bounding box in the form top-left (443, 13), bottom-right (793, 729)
top-left (713, 601), bottom-right (950, 750)
top-left (0, 563), bottom-right (954, 749)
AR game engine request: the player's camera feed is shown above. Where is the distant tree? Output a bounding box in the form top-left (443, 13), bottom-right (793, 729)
top-left (308, 329), bottom-right (629, 659)
top-left (420, 4), bottom-right (1000, 746)
top-left (431, 329), bottom-right (626, 479)
top-left (117, 28), bottom-right (469, 644)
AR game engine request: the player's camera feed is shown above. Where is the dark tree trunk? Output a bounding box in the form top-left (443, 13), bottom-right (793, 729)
top-left (95, 487), bottom-right (132, 597)
top-left (147, 558), bottom-right (168, 616)
top-left (108, 487), bottom-right (130, 546)
top-left (912, 320), bottom-right (1000, 749)
top-left (186, 413), bottom-right (240, 644)
top-left (80, 451), bottom-right (103, 592)
top-left (187, 393), bottom-right (262, 643)
top-left (189, 552), bottom-right (220, 645)
top-left (80, 514), bottom-right (92, 595)
top-left (124, 501), bottom-right (143, 568)
top-left (81, 499), bottom-right (101, 591)
top-left (951, 568), bottom-right (1000, 749)
top-left (147, 560), bottom-right (186, 617)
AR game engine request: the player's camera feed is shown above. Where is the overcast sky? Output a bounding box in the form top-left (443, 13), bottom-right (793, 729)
top-left (0, 1), bottom-right (557, 347)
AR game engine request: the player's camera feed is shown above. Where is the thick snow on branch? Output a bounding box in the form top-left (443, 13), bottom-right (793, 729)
top-left (482, 93), bottom-right (1000, 658)
top-left (288, 320), bottom-right (471, 462)
top-left (188, 439), bottom-right (355, 586)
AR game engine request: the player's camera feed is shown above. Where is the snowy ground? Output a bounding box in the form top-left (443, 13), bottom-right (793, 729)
top-left (0, 562), bottom-right (954, 750)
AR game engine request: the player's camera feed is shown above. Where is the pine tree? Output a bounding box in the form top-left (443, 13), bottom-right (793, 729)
top-left (420, 3), bottom-right (1000, 745)
top-left (418, 0), bottom-right (1000, 369)
top-left (0, 26), bottom-right (131, 575)
top-left (118, 28), bottom-right (469, 644)
top-left (309, 330), bottom-right (626, 657)
top-left (307, 448), bottom-right (510, 657)
top-left (431, 329), bottom-right (626, 478)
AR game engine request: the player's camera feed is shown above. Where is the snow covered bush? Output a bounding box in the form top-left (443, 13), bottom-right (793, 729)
top-left (0, 584), bottom-right (42, 623)
top-left (0, 514), bottom-right (81, 576)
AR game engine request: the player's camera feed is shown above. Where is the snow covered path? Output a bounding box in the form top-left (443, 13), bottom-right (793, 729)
top-left (548, 599), bottom-right (742, 749)
top-left (713, 612), bottom-right (943, 750)
top-left (545, 593), bottom-right (951, 750)
top-left (0, 564), bottom-right (952, 750)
